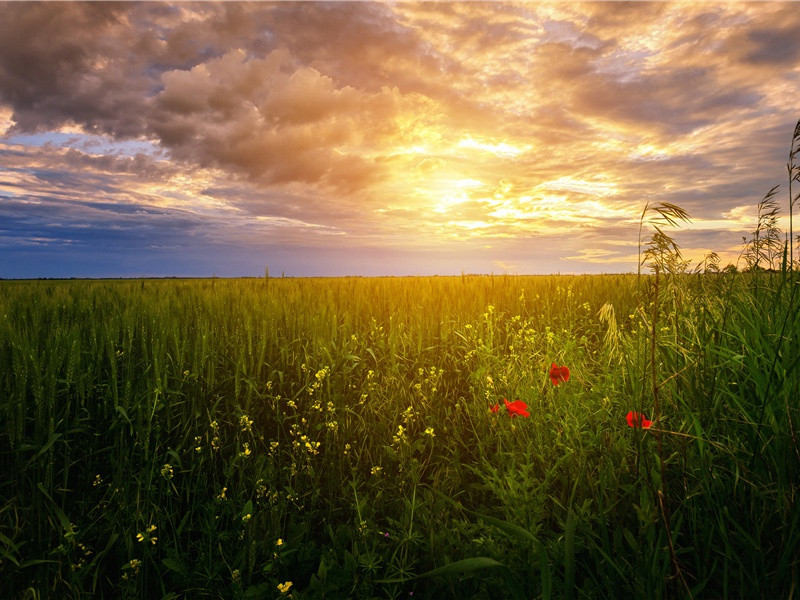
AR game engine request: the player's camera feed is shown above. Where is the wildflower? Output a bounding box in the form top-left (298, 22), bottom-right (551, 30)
top-left (136, 525), bottom-right (157, 544)
top-left (277, 581), bottom-right (293, 593)
top-left (503, 398), bottom-right (530, 418)
top-left (232, 569), bottom-right (241, 583)
top-left (217, 487), bottom-right (227, 501)
top-left (549, 363), bottom-right (570, 386)
top-left (92, 474), bottom-right (103, 487)
top-left (424, 427), bottom-right (435, 437)
top-left (276, 538), bottom-right (284, 546)
top-left (490, 403), bottom-right (500, 414)
top-left (242, 513), bottom-right (252, 523)
top-left (239, 442), bottom-right (251, 458)
top-left (128, 558), bottom-right (141, 573)
top-left (371, 466), bottom-right (382, 476)
top-left (626, 411), bottom-right (653, 429)
top-left (160, 464), bottom-right (173, 479)
top-left (392, 425), bottom-right (407, 444)
top-left (239, 414), bottom-right (253, 432)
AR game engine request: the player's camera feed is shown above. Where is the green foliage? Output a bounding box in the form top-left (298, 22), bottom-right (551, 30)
top-left (0, 268), bottom-right (797, 599)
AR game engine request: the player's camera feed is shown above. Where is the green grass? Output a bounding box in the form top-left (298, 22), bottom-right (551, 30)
top-left (0, 268), bottom-right (798, 599)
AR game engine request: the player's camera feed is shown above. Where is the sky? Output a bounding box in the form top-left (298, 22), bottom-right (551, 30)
top-left (1, 1), bottom-right (800, 278)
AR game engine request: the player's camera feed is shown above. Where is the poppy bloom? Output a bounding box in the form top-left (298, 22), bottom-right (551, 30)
top-left (490, 403), bottom-right (500, 414)
top-left (549, 363), bottom-right (570, 386)
top-left (503, 398), bottom-right (530, 418)
top-left (626, 411), bottom-right (652, 429)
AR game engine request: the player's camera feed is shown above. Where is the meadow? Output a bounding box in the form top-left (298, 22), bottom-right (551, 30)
top-left (1, 261), bottom-right (798, 599)
top-left (1, 119), bottom-right (799, 599)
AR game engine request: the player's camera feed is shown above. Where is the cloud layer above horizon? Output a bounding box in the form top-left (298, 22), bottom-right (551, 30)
top-left (2, 1), bottom-right (799, 277)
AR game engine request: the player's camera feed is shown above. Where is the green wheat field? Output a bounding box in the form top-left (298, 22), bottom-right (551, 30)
top-left (2, 122), bottom-right (800, 599)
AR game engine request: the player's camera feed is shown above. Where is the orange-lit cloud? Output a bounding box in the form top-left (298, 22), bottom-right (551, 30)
top-left (1, 1), bottom-right (799, 277)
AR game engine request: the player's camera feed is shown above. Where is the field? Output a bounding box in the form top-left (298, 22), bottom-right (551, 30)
top-left (1, 255), bottom-right (799, 598)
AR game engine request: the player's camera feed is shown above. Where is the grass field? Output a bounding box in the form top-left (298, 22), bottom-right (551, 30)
top-left (2, 119), bottom-right (800, 599)
top-left (1, 261), bottom-right (799, 599)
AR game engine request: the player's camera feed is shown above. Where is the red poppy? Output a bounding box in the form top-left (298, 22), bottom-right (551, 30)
top-left (549, 363), bottom-right (570, 386)
top-left (490, 403), bottom-right (500, 414)
top-left (503, 398), bottom-right (530, 418)
top-left (626, 411), bottom-right (652, 429)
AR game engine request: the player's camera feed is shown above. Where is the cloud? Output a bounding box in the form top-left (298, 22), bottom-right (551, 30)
top-left (149, 49), bottom-right (413, 190)
top-left (2, 2), bottom-right (800, 277)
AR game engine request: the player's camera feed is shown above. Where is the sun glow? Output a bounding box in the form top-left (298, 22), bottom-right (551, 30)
top-left (457, 136), bottom-right (529, 158)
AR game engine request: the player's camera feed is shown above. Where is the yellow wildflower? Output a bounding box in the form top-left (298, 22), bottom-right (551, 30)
top-left (239, 414), bottom-right (253, 432)
top-left (239, 442), bottom-right (251, 458)
top-left (277, 581), bottom-right (293, 593)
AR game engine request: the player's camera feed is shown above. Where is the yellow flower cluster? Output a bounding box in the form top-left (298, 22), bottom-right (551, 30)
top-left (392, 424), bottom-right (407, 445)
top-left (239, 414), bottom-right (253, 433)
top-left (210, 420), bottom-right (221, 451)
top-left (307, 366), bottom-right (330, 396)
top-left (135, 524), bottom-right (157, 545)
